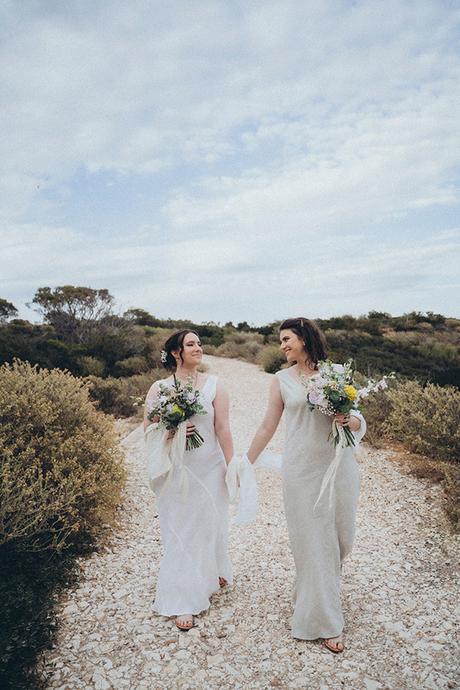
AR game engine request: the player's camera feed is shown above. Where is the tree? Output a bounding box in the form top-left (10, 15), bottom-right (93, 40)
top-left (0, 298), bottom-right (18, 323)
top-left (123, 308), bottom-right (160, 327)
top-left (29, 286), bottom-right (115, 343)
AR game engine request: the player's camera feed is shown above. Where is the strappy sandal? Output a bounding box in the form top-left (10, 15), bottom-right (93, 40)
top-left (175, 615), bottom-right (194, 631)
top-left (322, 637), bottom-right (344, 654)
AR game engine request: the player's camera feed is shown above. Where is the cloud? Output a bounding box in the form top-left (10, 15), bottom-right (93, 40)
top-left (1, 0), bottom-right (460, 321)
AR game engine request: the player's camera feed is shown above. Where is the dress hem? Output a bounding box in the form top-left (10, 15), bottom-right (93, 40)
top-left (291, 627), bottom-right (344, 641)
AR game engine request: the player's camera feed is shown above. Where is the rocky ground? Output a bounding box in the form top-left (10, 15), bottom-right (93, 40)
top-left (40, 356), bottom-right (460, 690)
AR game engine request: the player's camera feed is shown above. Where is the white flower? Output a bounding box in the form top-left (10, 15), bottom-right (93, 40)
top-left (331, 363), bottom-right (345, 374)
top-left (309, 390), bottom-right (327, 406)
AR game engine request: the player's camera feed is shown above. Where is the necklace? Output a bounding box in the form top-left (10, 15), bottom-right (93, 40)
top-left (174, 370), bottom-right (199, 388)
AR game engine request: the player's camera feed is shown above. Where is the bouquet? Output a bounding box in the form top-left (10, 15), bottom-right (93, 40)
top-left (301, 359), bottom-right (393, 509)
top-left (301, 359), bottom-right (393, 447)
top-left (146, 375), bottom-right (206, 450)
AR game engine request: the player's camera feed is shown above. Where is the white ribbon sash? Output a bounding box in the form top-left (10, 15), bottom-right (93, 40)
top-left (144, 420), bottom-right (188, 497)
top-left (225, 454), bottom-right (258, 525)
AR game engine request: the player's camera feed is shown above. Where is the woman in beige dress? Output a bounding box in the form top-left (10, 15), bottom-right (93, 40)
top-left (247, 317), bottom-right (365, 653)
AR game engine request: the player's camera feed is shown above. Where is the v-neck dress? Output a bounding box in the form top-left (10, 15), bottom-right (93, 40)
top-left (149, 374), bottom-right (232, 616)
top-left (275, 367), bottom-right (364, 639)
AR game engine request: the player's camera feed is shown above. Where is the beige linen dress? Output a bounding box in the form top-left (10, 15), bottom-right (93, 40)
top-left (275, 367), bottom-right (365, 640)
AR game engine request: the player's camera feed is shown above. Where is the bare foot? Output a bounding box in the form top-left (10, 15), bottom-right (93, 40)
top-left (322, 635), bottom-right (344, 653)
top-left (175, 615), bottom-right (194, 631)
top-left (219, 577), bottom-right (228, 588)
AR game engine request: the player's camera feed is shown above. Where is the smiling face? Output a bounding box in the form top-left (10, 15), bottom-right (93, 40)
top-left (173, 331), bottom-right (203, 368)
top-left (279, 328), bottom-right (306, 364)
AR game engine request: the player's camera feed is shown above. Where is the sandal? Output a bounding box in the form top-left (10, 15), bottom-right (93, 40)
top-left (175, 615), bottom-right (194, 631)
top-left (322, 637), bottom-right (344, 654)
top-left (219, 577), bottom-right (228, 588)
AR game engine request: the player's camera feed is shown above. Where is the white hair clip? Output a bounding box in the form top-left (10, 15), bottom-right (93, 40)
top-left (160, 349), bottom-right (168, 363)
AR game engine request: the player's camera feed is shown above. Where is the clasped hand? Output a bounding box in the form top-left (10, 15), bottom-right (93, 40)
top-left (334, 412), bottom-right (350, 427)
top-left (167, 422), bottom-right (197, 440)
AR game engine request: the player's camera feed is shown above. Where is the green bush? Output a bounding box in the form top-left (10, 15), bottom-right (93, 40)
top-left (0, 360), bottom-right (126, 688)
top-left (0, 360), bottom-right (126, 551)
top-left (383, 380), bottom-right (460, 463)
top-left (87, 369), bottom-right (162, 416)
top-left (77, 355), bottom-right (105, 377)
top-left (215, 332), bottom-right (264, 363)
top-left (258, 345), bottom-right (286, 373)
top-left (359, 387), bottom-right (395, 447)
top-left (113, 355), bottom-right (149, 377)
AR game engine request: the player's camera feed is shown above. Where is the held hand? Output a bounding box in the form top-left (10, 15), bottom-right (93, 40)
top-left (185, 422), bottom-right (197, 437)
top-left (334, 412), bottom-right (350, 427)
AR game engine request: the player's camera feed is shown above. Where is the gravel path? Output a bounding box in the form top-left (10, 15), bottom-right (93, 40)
top-left (41, 356), bottom-right (460, 690)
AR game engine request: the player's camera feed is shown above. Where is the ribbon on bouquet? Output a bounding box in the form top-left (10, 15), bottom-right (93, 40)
top-left (225, 454), bottom-right (258, 525)
top-left (313, 421), bottom-right (349, 512)
top-left (144, 420), bottom-right (189, 498)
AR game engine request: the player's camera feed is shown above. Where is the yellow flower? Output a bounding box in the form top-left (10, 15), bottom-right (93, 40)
top-left (171, 403), bottom-right (185, 417)
top-left (344, 384), bottom-right (358, 401)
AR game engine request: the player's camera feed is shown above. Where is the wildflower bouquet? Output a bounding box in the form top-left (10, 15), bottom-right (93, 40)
top-left (301, 359), bottom-right (393, 509)
top-left (301, 359), bottom-right (393, 448)
top-left (146, 375), bottom-right (206, 450)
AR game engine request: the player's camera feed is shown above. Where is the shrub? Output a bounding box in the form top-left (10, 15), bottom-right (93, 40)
top-left (214, 332), bottom-right (264, 363)
top-left (383, 380), bottom-right (460, 463)
top-left (0, 360), bottom-right (126, 688)
top-left (77, 355), bottom-right (105, 377)
top-left (113, 355), bottom-right (149, 377)
top-left (0, 360), bottom-right (126, 551)
top-left (359, 386), bottom-right (395, 447)
top-left (258, 345), bottom-right (286, 374)
top-left (87, 369), bottom-right (163, 416)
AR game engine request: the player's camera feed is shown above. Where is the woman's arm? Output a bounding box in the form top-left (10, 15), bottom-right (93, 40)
top-left (143, 382), bottom-right (159, 431)
top-left (247, 377), bottom-right (284, 464)
top-left (213, 380), bottom-right (234, 464)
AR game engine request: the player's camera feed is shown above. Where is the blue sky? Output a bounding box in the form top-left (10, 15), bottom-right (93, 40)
top-left (1, 0), bottom-right (460, 324)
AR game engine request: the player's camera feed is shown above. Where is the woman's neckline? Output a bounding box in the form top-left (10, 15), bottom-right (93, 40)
top-left (286, 365), bottom-right (320, 384)
top-left (166, 372), bottom-right (210, 392)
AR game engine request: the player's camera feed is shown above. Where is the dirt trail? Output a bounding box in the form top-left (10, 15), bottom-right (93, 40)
top-left (42, 355), bottom-right (460, 690)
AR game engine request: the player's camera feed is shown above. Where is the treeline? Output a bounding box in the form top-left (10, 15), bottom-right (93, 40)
top-left (1, 291), bottom-right (459, 390)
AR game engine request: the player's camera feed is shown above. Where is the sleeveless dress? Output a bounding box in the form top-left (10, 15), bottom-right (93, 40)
top-left (150, 374), bottom-right (233, 617)
top-left (275, 368), bottom-right (364, 640)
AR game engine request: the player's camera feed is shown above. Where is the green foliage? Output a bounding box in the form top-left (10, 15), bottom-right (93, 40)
top-left (0, 299), bottom-right (18, 323)
top-left (214, 331), bottom-right (264, 363)
top-left (0, 360), bottom-right (126, 688)
top-left (77, 355), bottom-right (105, 377)
top-left (30, 286), bottom-right (115, 344)
top-left (258, 345), bottom-right (287, 373)
top-left (1, 294), bottom-right (459, 390)
top-left (383, 381), bottom-right (460, 463)
top-left (87, 369), bottom-right (162, 416)
top-left (113, 355), bottom-right (149, 377)
top-left (0, 360), bottom-right (126, 550)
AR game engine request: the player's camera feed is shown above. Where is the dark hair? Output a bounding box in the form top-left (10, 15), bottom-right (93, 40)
top-left (162, 330), bottom-right (200, 371)
top-left (279, 317), bottom-right (327, 367)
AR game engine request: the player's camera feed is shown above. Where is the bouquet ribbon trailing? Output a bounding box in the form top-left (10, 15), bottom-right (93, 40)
top-left (144, 420), bottom-right (189, 499)
top-left (313, 412), bottom-right (367, 512)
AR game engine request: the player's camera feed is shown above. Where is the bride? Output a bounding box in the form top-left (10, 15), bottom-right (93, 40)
top-left (144, 330), bottom-right (234, 630)
top-left (246, 317), bottom-right (366, 653)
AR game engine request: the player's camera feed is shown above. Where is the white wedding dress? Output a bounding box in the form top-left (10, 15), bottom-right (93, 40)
top-left (146, 374), bottom-right (233, 617)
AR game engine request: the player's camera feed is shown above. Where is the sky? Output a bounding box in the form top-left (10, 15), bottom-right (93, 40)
top-left (1, 0), bottom-right (460, 325)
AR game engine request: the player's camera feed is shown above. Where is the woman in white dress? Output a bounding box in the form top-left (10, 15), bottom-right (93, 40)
top-left (247, 317), bottom-right (365, 653)
top-left (144, 330), bottom-right (234, 630)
